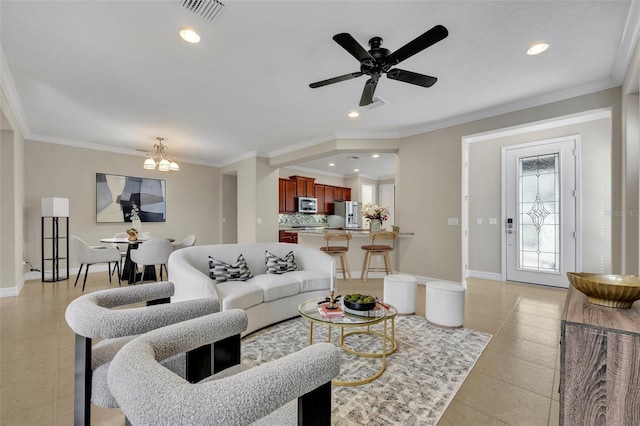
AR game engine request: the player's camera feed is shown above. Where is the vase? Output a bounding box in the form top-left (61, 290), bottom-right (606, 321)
top-left (369, 219), bottom-right (382, 232)
top-left (131, 217), bottom-right (142, 234)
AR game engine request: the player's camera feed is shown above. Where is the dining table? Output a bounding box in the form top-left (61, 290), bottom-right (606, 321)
top-left (99, 237), bottom-right (174, 284)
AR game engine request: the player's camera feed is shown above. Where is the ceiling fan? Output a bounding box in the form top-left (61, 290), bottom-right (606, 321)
top-left (309, 25), bottom-right (449, 106)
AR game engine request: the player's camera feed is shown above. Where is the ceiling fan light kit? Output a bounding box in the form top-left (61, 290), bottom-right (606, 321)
top-left (310, 25), bottom-right (449, 106)
top-left (143, 137), bottom-right (179, 172)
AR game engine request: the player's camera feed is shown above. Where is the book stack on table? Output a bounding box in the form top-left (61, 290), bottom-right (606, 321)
top-left (318, 303), bottom-right (344, 318)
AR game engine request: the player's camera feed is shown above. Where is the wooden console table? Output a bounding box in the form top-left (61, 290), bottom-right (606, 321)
top-left (560, 285), bottom-right (640, 425)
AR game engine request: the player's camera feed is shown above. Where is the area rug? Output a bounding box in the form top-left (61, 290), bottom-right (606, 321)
top-left (241, 316), bottom-right (492, 425)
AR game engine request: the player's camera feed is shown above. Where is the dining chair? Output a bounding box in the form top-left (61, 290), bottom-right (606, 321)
top-left (172, 234), bottom-right (196, 251)
top-left (360, 231), bottom-right (398, 282)
top-left (320, 232), bottom-right (352, 281)
top-left (129, 238), bottom-right (172, 284)
top-left (71, 236), bottom-right (121, 291)
top-left (110, 232), bottom-right (129, 278)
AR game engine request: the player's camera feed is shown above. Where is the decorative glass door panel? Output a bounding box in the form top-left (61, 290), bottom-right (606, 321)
top-left (518, 154), bottom-right (560, 273)
top-left (504, 138), bottom-right (576, 288)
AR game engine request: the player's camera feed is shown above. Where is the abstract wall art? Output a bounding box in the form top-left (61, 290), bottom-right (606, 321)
top-left (96, 173), bottom-right (166, 223)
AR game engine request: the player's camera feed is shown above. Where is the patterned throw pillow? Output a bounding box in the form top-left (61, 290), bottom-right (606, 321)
top-left (208, 254), bottom-right (253, 283)
top-left (265, 250), bottom-right (297, 274)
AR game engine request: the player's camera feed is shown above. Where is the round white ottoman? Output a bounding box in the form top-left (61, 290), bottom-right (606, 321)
top-left (426, 281), bottom-right (465, 328)
top-left (383, 274), bottom-right (418, 315)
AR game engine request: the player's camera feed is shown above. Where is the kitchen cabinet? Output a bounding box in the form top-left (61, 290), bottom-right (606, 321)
top-left (315, 184), bottom-right (327, 214)
top-left (324, 186), bottom-right (335, 214)
top-left (279, 174), bottom-right (352, 215)
top-left (278, 230), bottom-right (298, 244)
top-left (560, 285), bottom-right (640, 425)
top-left (279, 178), bottom-right (297, 213)
top-left (290, 176), bottom-right (315, 197)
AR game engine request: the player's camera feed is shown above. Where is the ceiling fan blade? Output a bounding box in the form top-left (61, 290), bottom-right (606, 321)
top-left (387, 68), bottom-right (437, 88)
top-left (309, 72), bottom-right (363, 88)
top-left (333, 33), bottom-right (375, 66)
top-left (385, 25), bottom-right (448, 66)
top-left (359, 75), bottom-right (380, 106)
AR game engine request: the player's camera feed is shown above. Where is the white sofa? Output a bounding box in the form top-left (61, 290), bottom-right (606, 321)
top-left (168, 243), bottom-right (333, 335)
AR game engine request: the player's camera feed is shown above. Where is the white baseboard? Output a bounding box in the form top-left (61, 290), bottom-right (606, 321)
top-left (466, 270), bottom-right (503, 281)
top-left (341, 272), bottom-right (462, 287)
top-left (0, 265), bottom-right (113, 298)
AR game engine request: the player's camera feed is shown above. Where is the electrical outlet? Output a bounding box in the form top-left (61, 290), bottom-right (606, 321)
top-left (476, 218), bottom-right (482, 225)
top-left (489, 218), bottom-right (497, 225)
top-left (447, 218), bottom-right (459, 226)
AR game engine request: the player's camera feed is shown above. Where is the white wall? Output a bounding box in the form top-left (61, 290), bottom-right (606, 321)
top-left (468, 118), bottom-right (612, 275)
top-left (0, 86), bottom-right (25, 295)
top-left (397, 87), bottom-right (622, 282)
top-left (221, 174), bottom-right (237, 244)
top-left (23, 140), bottom-right (222, 271)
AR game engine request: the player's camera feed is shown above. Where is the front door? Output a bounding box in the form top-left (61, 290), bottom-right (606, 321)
top-left (504, 138), bottom-right (577, 288)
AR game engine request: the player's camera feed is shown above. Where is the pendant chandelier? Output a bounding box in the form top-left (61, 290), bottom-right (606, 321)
top-left (143, 137), bottom-right (179, 171)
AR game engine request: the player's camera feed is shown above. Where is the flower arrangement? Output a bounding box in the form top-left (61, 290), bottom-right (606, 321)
top-left (361, 203), bottom-right (390, 222)
top-left (126, 203), bottom-right (140, 222)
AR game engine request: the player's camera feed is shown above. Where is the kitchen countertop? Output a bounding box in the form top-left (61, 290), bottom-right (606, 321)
top-left (280, 227), bottom-right (414, 236)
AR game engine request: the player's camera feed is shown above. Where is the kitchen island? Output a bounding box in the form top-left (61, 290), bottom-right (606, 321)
top-left (287, 228), bottom-right (414, 281)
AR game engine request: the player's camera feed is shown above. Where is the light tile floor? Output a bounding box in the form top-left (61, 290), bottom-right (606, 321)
top-left (0, 273), bottom-right (566, 425)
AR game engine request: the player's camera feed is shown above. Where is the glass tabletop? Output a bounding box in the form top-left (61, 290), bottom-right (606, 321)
top-left (298, 297), bottom-right (397, 326)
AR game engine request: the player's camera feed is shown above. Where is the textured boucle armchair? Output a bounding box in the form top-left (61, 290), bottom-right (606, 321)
top-left (65, 281), bottom-right (220, 426)
top-left (108, 309), bottom-right (342, 426)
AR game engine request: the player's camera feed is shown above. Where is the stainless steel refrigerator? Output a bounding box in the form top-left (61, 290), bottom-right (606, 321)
top-left (333, 201), bottom-right (362, 229)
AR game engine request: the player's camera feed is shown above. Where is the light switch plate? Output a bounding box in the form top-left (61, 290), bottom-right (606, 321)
top-left (489, 218), bottom-right (497, 225)
top-left (476, 218), bottom-right (482, 225)
top-left (447, 218), bottom-right (459, 226)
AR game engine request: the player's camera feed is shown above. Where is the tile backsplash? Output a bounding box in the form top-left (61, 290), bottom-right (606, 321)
top-left (279, 213), bottom-right (327, 226)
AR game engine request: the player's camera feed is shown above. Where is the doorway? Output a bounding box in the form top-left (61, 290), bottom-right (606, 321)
top-left (503, 137), bottom-right (578, 288)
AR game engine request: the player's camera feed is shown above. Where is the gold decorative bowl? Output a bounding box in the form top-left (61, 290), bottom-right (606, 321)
top-left (567, 272), bottom-right (640, 309)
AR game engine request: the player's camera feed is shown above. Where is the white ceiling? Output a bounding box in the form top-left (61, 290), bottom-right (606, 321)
top-left (1, 1), bottom-right (637, 179)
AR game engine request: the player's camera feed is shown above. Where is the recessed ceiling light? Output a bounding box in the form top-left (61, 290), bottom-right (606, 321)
top-left (328, 163), bottom-right (335, 167)
top-left (372, 154), bottom-right (380, 158)
top-left (526, 43), bottom-right (549, 56)
top-left (353, 168), bottom-right (360, 172)
top-left (348, 111), bottom-right (359, 118)
top-left (179, 28), bottom-right (201, 44)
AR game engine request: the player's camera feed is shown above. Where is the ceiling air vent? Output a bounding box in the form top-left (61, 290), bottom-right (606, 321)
top-left (181, 0), bottom-right (225, 23)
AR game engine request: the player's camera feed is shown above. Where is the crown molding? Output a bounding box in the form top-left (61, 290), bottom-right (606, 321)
top-left (28, 133), bottom-right (221, 168)
top-left (394, 77), bottom-right (619, 140)
top-left (0, 47), bottom-right (30, 137)
top-left (613, 0), bottom-right (640, 82)
top-left (267, 133), bottom-right (337, 158)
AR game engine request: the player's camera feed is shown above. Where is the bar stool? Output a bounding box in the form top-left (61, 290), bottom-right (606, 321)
top-left (360, 231), bottom-right (397, 282)
top-left (320, 232), bottom-right (352, 281)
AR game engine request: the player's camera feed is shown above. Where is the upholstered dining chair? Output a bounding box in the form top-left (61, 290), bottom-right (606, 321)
top-left (360, 231), bottom-right (398, 282)
top-left (110, 232), bottom-right (129, 279)
top-left (107, 309), bottom-right (341, 426)
top-left (320, 232), bottom-right (352, 281)
top-left (71, 235), bottom-right (122, 291)
top-left (129, 238), bottom-right (172, 284)
top-left (65, 281), bottom-right (220, 426)
top-left (171, 234), bottom-right (196, 251)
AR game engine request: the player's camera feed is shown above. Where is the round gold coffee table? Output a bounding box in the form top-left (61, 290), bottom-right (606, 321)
top-left (298, 297), bottom-right (397, 386)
